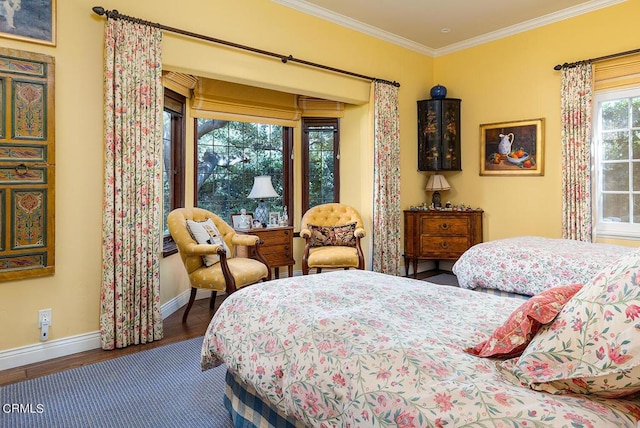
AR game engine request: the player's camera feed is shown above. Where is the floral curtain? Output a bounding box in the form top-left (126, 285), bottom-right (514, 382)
top-left (100, 18), bottom-right (164, 349)
top-left (372, 81), bottom-right (401, 274)
top-left (561, 63), bottom-right (593, 242)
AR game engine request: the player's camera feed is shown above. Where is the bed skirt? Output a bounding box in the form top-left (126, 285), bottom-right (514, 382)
top-left (224, 369), bottom-right (305, 428)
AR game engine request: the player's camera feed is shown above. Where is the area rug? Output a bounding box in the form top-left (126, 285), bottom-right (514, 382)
top-left (0, 337), bottom-right (233, 428)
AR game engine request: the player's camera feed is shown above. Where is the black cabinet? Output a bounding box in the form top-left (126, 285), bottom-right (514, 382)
top-left (418, 98), bottom-right (461, 171)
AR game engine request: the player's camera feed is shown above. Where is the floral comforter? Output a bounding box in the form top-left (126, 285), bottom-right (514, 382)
top-left (452, 236), bottom-right (634, 296)
top-left (201, 270), bottom-right (640, 427)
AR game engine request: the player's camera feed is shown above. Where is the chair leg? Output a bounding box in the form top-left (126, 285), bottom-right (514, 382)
top-left (209, 290), bottom-right (217, 309)
top-left (182, 287), bottom-right (198, 323)
top-left (317, 268), bottom-right (322, 274)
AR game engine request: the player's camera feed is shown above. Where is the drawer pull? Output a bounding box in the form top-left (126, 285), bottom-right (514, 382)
top-left (15, 164), bottom-right (28, 175)
top-left (439, 223), bottom-right (450, 231)
top-left (440, 241), bottom-right (450, 249)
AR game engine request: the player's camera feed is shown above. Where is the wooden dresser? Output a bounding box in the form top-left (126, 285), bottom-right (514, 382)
top-left (235, 226), bottom-right (295, 279)
top-left (403, 209), bottom-right (483, 277)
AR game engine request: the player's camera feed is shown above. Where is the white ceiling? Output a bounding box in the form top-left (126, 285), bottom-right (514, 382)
top-left (273, 0), bottom-right (626, 55)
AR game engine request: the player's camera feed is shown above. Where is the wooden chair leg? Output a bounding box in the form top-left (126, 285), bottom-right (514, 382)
top-left (209, 290), bottom-right (217, 309)
top-left (182, 287), bottom-right (198, 323)
top-left (317, 268), bottom-right (322, 274)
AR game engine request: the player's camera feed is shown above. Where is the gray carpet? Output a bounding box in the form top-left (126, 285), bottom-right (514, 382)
top-left (0, 337), bottom-right (233, 428)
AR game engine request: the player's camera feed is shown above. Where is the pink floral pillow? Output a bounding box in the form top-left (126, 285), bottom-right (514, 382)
top-left (498, 250), bottom-right (640, 398)
top-left (466, 284), bottom-right (582, 358)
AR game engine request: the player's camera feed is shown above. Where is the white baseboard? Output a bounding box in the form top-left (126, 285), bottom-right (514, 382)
top-left (0, 287), bottom-right (207, 372)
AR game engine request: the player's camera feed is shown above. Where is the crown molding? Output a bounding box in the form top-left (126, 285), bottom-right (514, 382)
top-left (272, 0), bottom-right (626, 57)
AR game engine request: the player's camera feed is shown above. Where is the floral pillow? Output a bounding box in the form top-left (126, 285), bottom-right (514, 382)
top-left (497, 250), bottom-right (640, 398)
top-left (465, 283), bottom-right (582, 358)
top-left (186, 218), bottom-right (231, 267)
top-left (308, 222), bottom-right (357, 247)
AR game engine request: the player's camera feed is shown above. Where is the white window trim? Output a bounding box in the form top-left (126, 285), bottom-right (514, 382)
top-left (593, 87), bottom-right (640, 240)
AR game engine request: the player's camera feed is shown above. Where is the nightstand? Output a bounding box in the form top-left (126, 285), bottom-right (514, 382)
top-left (403, 209), bottom-right (483, 277)
top-left (235, 226), bottom-right (295, 279)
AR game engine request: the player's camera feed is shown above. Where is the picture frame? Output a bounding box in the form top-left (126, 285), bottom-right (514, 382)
top-left (0, 0), bottom-right (57, 46)
top-left (231, 212), bottom-right (253, 229)
top-left (479, 118), bottom-right (544, 176)
top-left (268, 212), bottom-right (281, 226)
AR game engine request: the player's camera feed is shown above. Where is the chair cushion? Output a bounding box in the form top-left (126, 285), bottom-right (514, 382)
top-left (307, 246), bottom-right (359, 268)
top-left (186, 218), bottom-right (231, 267)
top-left (308, 222), bottom-right (357, 247)
top-left (189, 257), bottom-right (269, 290)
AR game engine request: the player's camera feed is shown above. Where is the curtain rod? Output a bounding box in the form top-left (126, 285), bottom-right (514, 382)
top-left (92, 6), bottom-right (400, 88)
top-left (553, 47), bottom-right (640, 70)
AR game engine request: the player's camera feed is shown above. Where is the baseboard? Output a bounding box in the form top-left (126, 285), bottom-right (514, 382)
top-left (0, 287), bottom-right (204, 372)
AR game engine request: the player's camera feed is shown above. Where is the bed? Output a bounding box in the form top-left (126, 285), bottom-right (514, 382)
top-left (452, 236), bottom-right (635, 296)
top-left (201, 269), bottom-right (640, 427)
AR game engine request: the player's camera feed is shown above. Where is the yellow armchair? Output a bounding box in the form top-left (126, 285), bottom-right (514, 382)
top-left (300, 203), bottom-right (366, 275)
top-left (168, 207), bottom-right (270, 322)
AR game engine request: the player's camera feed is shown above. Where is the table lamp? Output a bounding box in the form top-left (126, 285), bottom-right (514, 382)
top-left (425, 174), bottom-right (450, 208)
top-left (248, 175), bottom-right (279, 227)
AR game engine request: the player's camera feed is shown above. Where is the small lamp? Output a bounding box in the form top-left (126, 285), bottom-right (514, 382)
top-left (425, 174), bottom-right (451, 208)
top-left (248, 175), bottom-right (279, 227)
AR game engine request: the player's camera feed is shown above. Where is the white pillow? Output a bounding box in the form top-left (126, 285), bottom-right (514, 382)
top-left (186, 218), bottom-right (231, 267)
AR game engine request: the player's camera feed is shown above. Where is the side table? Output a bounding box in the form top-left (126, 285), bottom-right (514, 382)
top-left (235, 226), bottom-right (295, 279)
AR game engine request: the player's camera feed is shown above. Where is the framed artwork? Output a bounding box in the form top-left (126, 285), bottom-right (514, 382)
top-left (480, 118), bottom-right (545, 176)
top-left (0, 0), bottom-right (56, 46)
top-left (231, 212), bottom-right (253, 229)
top-left (268, 212), bottom-right (280, 226)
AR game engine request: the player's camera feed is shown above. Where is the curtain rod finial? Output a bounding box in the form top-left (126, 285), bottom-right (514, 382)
top-left (92, 6), bottom-right (105, 16)
top-left (553, 64), bottom-right (562, 71)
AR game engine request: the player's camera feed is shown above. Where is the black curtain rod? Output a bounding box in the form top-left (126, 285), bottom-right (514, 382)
top-left (553, 47), bottom-right (640, 70)
top-left (92, 6), bottom-right (400, 88)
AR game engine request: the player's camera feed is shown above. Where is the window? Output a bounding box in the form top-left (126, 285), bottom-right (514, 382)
top-left (593, 88), bottom-right (640, 238)
top-left (302, 118), bottom-right (340, 214)
top-left (162, 89), bottom-right (185, 255)
top-left (194, 119), bottom-right (293, 224)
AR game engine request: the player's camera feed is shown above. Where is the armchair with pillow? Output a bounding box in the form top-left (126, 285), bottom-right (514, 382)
top-left (168, 207), bottom-right (271, 322)
top-left (299, 203), bottom-right (366, 275)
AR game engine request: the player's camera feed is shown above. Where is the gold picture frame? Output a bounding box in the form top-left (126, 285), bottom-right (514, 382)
top-left (480, 118), bottom-right (544, 176)
top-left (0, 0), bottom-right (57, 46)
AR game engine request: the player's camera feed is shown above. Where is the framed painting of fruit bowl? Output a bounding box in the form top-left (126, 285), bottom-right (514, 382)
top-left (479, 118), bottom-right (544, 176)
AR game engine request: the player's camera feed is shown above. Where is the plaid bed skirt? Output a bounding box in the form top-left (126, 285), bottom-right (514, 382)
top-left (224, 369), bottom-right (305, 428)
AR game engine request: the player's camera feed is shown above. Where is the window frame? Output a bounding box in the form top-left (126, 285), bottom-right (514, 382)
top-left (301, 117), bottom-right (340, 215)
top-left (593, 87), bottom-right (640, 239)
top-left (162, 89), bottom-right (186, 257)
top-left (192, 120), bottom-right (294, 226)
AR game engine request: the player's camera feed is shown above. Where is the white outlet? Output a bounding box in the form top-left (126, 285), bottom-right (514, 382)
top-left (38, 308), bottom-right (52, 328)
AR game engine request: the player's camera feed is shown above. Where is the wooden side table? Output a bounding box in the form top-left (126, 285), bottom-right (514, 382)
top-left (235, 226), bottom-right (295, 279)
top-left (403, 209), bottom-right (483, 277)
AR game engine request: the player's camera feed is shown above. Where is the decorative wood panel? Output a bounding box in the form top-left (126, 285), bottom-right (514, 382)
top-left (0, 48), bottom-right (54, 280)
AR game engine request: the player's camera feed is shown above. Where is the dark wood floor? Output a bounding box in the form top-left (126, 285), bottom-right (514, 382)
top-left (0, 294), bottom-right (225, 387)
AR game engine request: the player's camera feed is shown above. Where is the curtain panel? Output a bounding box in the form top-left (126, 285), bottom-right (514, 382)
top-left (100, 18), bottom-right (164, 349)
top-left (561, 63), bottom-right (593, 242)
top-left (372, 81), bottom-right (401, 275)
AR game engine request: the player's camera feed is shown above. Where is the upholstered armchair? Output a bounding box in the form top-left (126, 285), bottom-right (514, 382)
top-left (168, 207), bottom-right (271, 322)
top-left (299, 203), bottom-right (366, 275)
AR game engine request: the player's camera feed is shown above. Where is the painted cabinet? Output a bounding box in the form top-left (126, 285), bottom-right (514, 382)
top-left (0, 48), bottom-right (55, 280)
top-left (417, 98), bottom-right (461, 171)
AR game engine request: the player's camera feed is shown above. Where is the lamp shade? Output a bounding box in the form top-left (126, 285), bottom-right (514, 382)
top-left (248, 175), bottom-right (279, 199)
top-left (425, 174), bottom-right (451, 192)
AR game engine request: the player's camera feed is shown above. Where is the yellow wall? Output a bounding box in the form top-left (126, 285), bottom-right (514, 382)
top-left (0, 0), bottom-right (432, 352)
top-left (431, 0), bottom-right (640, 244)
top-left (1, 0), bottom-right (639, 356)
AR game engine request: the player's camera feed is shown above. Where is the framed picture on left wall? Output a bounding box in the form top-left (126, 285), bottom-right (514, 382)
top-left (0, 0), bottom-right (56, 46)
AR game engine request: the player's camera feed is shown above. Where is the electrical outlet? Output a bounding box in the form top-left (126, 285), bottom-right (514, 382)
top-left (38, 308), bottom-right (52, 328)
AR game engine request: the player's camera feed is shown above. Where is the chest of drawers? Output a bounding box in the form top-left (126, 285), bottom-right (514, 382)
top-left (235, 226), bottom-right (295, 279)
top-left (403, 210), bottom-right (483, 277)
